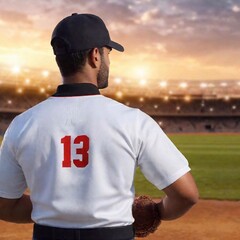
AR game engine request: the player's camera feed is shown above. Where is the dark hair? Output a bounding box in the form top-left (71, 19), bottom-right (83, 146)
top-left (53, 39), bottom-right (103, 77)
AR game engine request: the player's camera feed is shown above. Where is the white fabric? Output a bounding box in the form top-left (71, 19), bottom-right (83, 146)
top-left (0, 95), bottom-right (190, 228)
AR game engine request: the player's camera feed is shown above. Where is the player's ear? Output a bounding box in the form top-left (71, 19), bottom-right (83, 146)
top-left (88, 48), bottom-right (101, 69)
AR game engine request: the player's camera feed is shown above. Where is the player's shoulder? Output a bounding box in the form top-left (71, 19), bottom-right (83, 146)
top-left (101, 95), bottom-right (140, 114)
top-left (9, 99), bottom-right (50, 125)
top-left (100, 96), bottom-right (155, 123)
top-left (3, 99), bottom-right (49, 139)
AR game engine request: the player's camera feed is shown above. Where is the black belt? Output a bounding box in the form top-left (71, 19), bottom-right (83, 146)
top-left (33, 223), bottom-right (134, 240)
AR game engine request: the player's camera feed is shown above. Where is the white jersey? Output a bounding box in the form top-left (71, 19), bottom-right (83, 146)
top-left (0, 83), bottom-right (190, 228)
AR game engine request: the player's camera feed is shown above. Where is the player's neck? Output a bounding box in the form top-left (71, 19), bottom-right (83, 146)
top-left (62, 71), bottom-right (98, 87)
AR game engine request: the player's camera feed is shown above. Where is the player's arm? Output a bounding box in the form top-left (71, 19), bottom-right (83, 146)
top-left (158, 171), bottom-right (199, 220)
top-left (0, 194), bottom-right (33, 223)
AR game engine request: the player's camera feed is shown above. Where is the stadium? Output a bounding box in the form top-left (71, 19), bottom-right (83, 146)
top-left (0, 65), bottom-right (240, 135)
top-left (0, 66), bottom-right (240, 239)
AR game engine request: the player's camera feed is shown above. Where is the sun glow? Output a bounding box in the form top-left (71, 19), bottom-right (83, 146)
top-left (133, 66), bottom-right (148, 79)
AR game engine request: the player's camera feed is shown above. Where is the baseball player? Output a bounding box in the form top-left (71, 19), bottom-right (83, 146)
top-left (0, 13), bottom-right (198, 240)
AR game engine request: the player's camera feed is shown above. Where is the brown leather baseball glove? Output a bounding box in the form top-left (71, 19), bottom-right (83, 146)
top-left (132, 195), bottom-right (161, 238)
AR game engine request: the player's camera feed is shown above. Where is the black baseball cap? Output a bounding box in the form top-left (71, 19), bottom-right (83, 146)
top-left (51, 13), bottom-right (124, 55)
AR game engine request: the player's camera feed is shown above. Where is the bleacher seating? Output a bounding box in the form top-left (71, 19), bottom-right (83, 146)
top-left (0, 82), bottom-right (239, 135)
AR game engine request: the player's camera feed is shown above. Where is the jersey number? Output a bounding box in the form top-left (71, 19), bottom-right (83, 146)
top-left (61, 135), bottom-right (89, 168)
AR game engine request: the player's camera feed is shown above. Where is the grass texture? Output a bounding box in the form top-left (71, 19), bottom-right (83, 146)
top-left (134, 134), bottom-right (240, 200)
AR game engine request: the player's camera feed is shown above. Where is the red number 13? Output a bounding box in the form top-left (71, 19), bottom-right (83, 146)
top-left (61, 135), bottom-right (89, 168)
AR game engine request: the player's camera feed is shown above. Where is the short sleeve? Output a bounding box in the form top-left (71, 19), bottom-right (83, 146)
top-left (136, 111), bottom-right (190, 190)
top-left (0, 125), bottom-right (27, 199)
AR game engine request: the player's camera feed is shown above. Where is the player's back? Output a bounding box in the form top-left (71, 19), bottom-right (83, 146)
top-left (8, 94), bottom-right (140, 228)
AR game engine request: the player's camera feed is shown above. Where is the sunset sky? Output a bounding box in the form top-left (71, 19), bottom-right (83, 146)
top-left (1, 0), bottom-right (240, 81)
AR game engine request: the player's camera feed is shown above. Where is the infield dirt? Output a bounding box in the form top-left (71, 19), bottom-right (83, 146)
top-left (0, 199), bottom-right (239, 240)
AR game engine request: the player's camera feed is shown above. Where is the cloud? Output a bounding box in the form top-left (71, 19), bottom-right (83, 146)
top-left (113, 0), bottom-right (240, 59)
top-left (1, 0), bottom-right (240, 80)
top-left (0, 9), bottom-right (33, 26)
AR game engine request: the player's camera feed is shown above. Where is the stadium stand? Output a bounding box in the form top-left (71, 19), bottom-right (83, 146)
top-left (0, 70), bottom-right (240, 135)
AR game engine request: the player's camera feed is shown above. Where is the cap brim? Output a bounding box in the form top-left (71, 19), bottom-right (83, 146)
top-left (107, 40), bottom-right (124, 52)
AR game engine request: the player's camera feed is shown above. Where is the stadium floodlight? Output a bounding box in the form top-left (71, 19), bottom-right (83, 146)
top-left (154, 104), bottom-right (158, 109)
top-left (159, 81), bottom-right (168, 88)
top-left (116, 91), bottom-right (123, 98)
top-left (40, 88), bottom-right (46, 93)
top-left (232, 105), bottom-right (237, 110)
top-left (184, 95), bottom-right (191, 102)
top-left (164, 96), bottom-right (169, 101)
top-left (114, 77), bottom-right (122, 84)
top-left (139, 97), bottom-right (144, 102)
top-left (200, 82), bottom-right (208, 88)
top-left (17, 88), bottom-right (23, 94)
top-left (25, 78), bottom-right (31, 85)
top-left (220, 82), bottom-right (228, 87)
top-left (179, 82), bottom-right (188, 89)
top-left (42, 70), bottom-right (49, 78)
top-left (224, 95), bottom-right (230, 101)
top-left (176, 106), bottom-right (181, 111)
top-left (7, 100), bottom-right (12, 105)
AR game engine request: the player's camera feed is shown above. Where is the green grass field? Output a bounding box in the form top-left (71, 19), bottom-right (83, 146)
top-left (0, 134), bottom-right (239, 200)
top-left (135, 134), bottom-right (240, 200)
